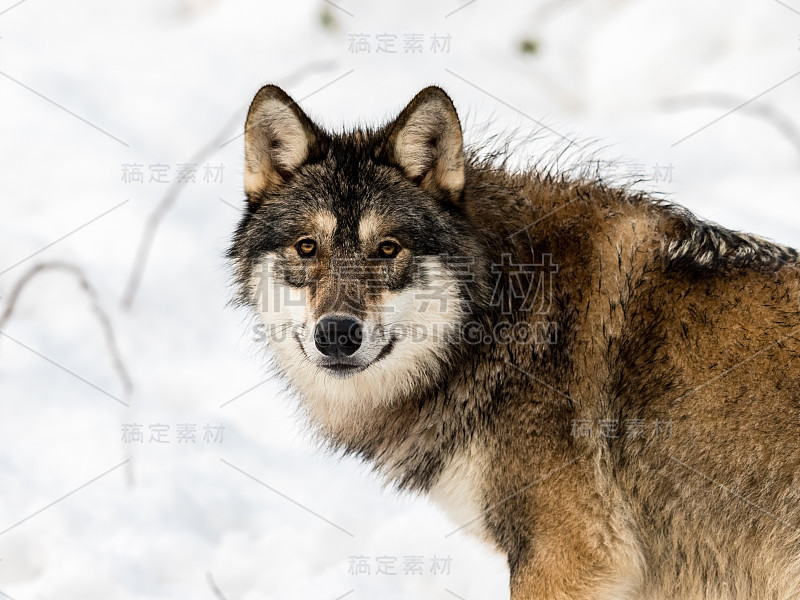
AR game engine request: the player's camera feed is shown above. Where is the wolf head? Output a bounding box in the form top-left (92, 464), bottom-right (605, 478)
top-left (228, 85), bottom-right (491, 424)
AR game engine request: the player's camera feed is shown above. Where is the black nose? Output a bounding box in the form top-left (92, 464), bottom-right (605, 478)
top-left (314, 317), bottom-right (363, 357)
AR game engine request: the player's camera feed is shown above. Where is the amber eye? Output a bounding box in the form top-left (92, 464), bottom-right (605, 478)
top-left (296, 239), bottom-right (317, 258)
top-left (377, 240), bottom-right (401, 259)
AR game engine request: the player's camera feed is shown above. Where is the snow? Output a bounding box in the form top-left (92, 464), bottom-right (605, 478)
top-left (0, 0), bottom-right (798, 598)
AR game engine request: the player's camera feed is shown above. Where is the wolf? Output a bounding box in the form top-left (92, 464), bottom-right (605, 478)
top-left (228, 84), bottom-right (800, 599)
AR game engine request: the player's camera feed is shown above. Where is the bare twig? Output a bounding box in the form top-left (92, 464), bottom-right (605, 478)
top-left (206, 572), bottom-right (230, 600)
top-left (665, 82), bottom-right (800, 149)
top-left (120, 60), bottom-right (338, 309)
top-left (119, 109), bottom-right (245, 309)
top-left (0, 261), bottom-right (133, 396)
top-left (0, 261), bottom-right (135, 484)
top-left (663, 93), bottom-right (800, 159)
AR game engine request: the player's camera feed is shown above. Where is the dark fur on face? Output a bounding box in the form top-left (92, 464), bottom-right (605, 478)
top-left (228, 84), bottom-right (800, 600)
top-left (229, 86), bottom-right (491, 319)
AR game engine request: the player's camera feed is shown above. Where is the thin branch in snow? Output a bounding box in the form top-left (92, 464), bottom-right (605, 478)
top-left (119, 108), bottom-right (246, 309)
top-left (0, 261), bottom-right (135, 484)
top-left (206, 572), bottom-right (230, 600)
top-left (0, 261), bottom-right (133, 398)
top-left (665, 88), bottom-right (800, 154)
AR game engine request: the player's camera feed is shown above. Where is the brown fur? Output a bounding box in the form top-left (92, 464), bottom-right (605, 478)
top-left (229, 85), bottom-right (800, 599)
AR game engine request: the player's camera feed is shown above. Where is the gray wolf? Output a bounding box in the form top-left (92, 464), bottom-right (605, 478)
top-left (228, 84), bottom-right (800, 599)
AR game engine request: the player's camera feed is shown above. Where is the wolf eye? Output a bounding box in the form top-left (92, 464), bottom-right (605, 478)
top-left (296, 239), bottom-right (317, 258)
top-left (377, 240), bottom-right (401, 259)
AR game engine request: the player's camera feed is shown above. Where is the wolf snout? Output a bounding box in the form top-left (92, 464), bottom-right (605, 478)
top-left (314, 317), bottom-right (363, 357)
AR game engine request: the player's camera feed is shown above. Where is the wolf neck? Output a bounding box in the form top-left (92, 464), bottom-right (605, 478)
top-left (308, 164), bottom-right (675, 496)
top-left (301, 169), bottom-right (665, 494)
top-left (303, 353), bottom-right (488, 493)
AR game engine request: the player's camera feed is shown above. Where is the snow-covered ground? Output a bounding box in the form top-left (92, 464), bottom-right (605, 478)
top-left (0, 0), bottom-right (798, 598)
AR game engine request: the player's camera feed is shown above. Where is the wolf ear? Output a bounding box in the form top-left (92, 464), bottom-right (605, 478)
top-left (381, 86), bottom-right (465, 204)
top-left (244, 84), bottom-right (320, 200)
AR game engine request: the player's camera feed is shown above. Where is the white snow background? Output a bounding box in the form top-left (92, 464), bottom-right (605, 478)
top-left (0, 0), bottom-right (798, 598)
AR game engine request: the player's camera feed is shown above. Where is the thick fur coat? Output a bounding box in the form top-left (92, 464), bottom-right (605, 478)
top-left (228, 85), bottom-right (800, 599)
